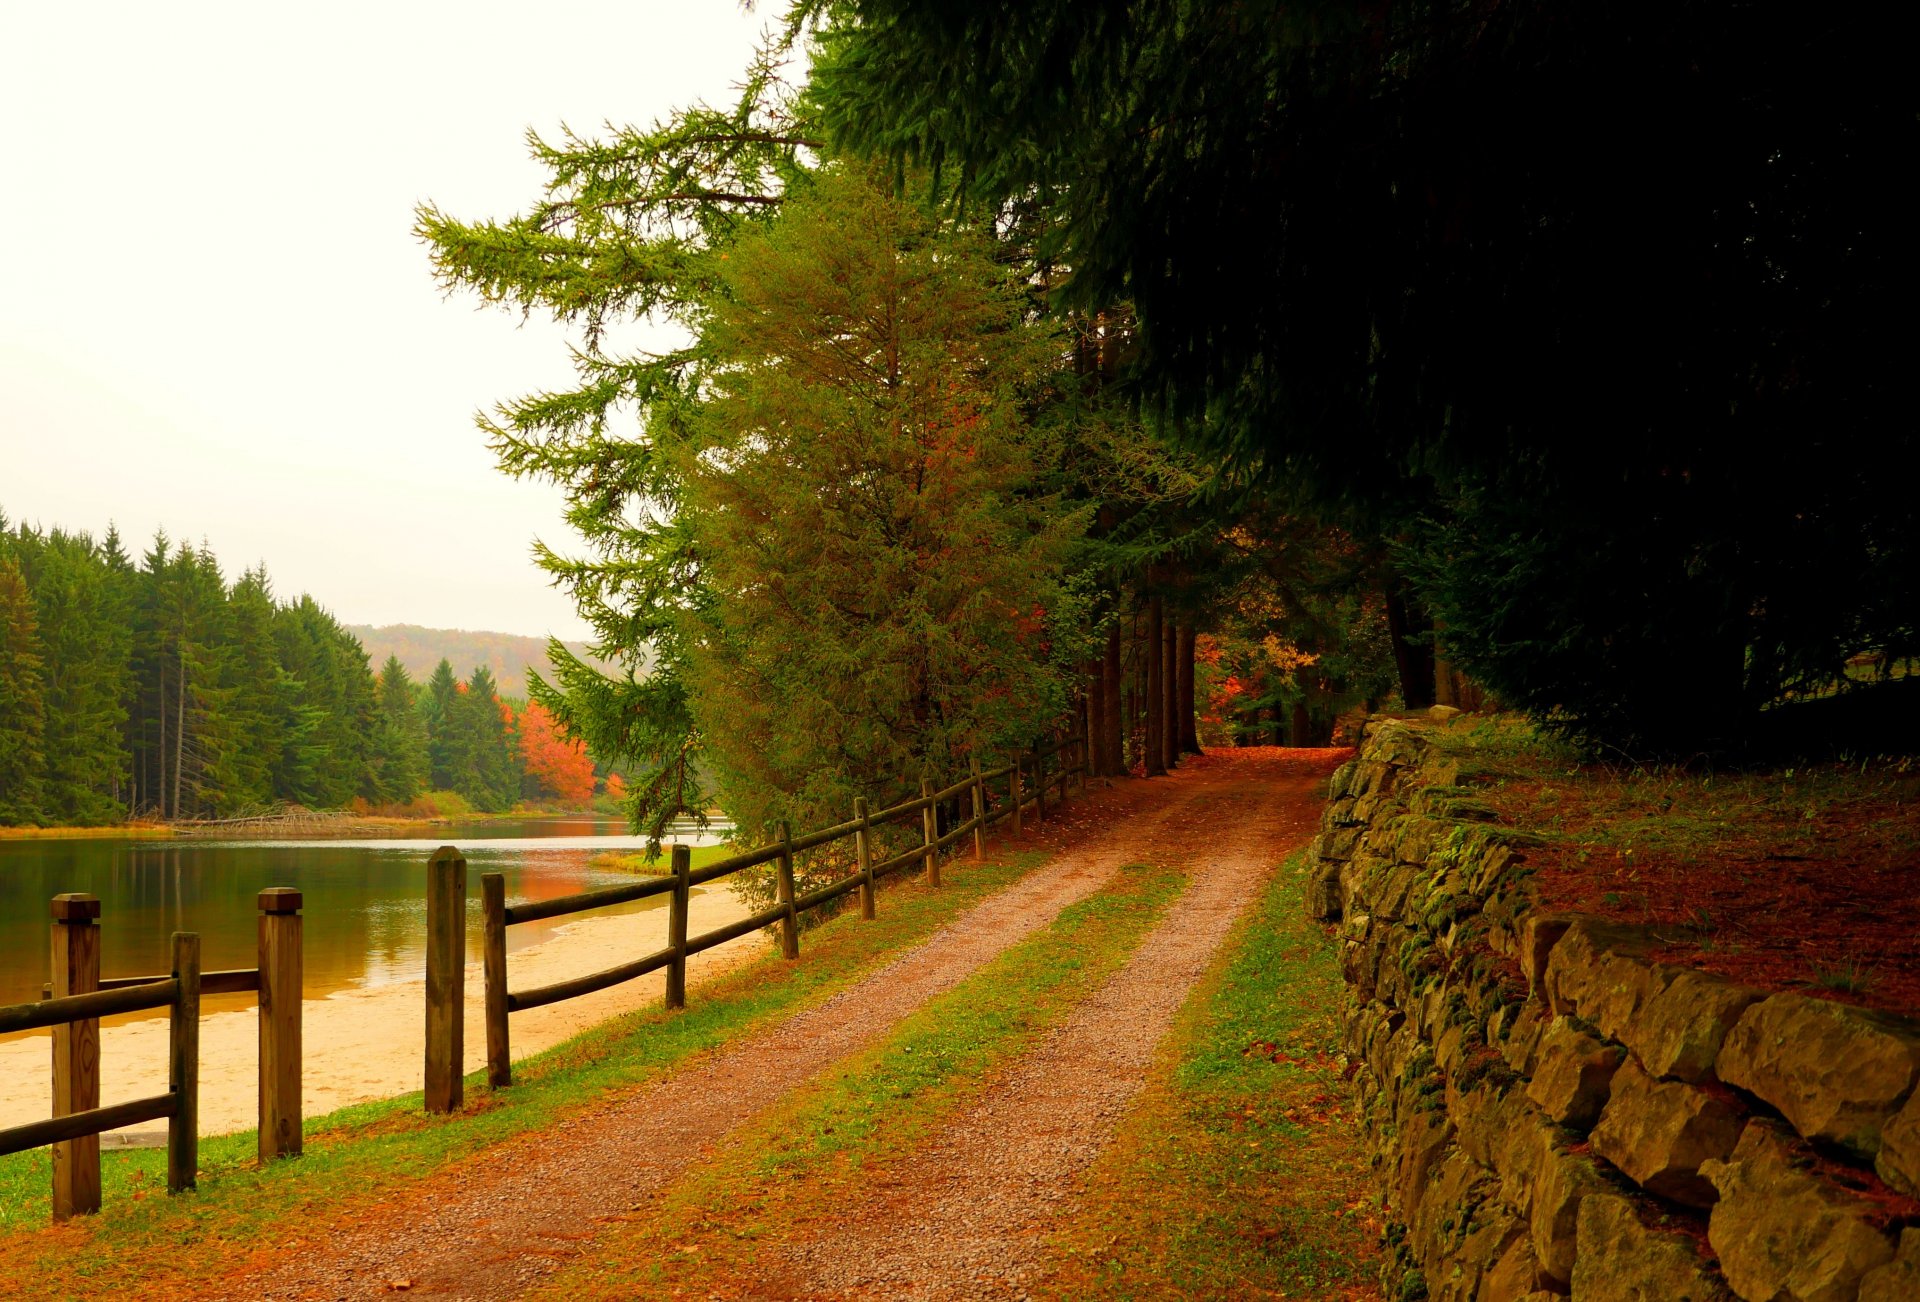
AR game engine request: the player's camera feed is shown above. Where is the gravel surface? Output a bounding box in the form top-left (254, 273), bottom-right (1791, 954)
top-left (769, 748), bottom-right (1333, 1300)
top-left (219, 765), bottom-right (1226, 1302)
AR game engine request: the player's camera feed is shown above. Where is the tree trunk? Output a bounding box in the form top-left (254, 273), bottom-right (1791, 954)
top-left (1084, 664), bottom-right (1104, 777)
top-left (1290, 699), bottom-right (1311, 747)
top-left (1160, 617), bottom-right (1179, 771)
top-left (1176, 625), bottom-right (1200, 754)
top-left (1384, 580), bottom-right (1438, 710)
top-left (1145, 597), bottom-right (1166, 776)
top-left (1101, 623), bottom-right (1123, 777)
top-left (157, 655), bottom-right (168, 820)
top-left (173, 633), bottom-right (187, 820)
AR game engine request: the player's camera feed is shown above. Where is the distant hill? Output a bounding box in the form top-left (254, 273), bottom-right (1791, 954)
top-left (344, 624), bottom-right (616, 700)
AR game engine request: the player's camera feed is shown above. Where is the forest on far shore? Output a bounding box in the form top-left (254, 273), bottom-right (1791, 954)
top-left (0, 512), bottom-right (604, 827)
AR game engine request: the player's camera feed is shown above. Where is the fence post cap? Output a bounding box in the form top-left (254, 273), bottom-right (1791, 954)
top-left (258, 887), bottom-right (303, 914)
top-left (50, 894), bottom-right (101, 922)
top-left (428, 844), bottom-right (466, 865)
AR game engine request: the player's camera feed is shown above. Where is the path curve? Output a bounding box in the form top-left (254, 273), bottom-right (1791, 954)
top-left (223, 759), bottom-right (1303, 1301)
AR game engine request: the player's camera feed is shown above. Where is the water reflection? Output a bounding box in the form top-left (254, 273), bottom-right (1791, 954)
top-left (0, 817), bottom-right (731, 1023)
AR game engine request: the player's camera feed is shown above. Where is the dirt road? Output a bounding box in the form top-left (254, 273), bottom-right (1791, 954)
top-left (217, 748), bottom-right (1338, 1301)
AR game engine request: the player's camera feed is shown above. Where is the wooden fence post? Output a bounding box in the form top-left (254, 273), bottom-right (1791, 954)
top-left (854, 796), bottom-right (876, 921)
top-left (968, 755), bottom-right (986, 860)
top-left (168, 931), bottom-right (200, 1193)
top-left (257, 888), bottom-right (303, 1161)
top-left (1033, 741), bottom-right (1047, 822)
top-left (481, 873), bottom-right (510, 1088)
top-left (777, 823), bottom-right (799, 960)
top-left (1010, 759), bottom-right (1023, 836)
top-left (666, 845), bottom-right (690, 1009)
top-left (50, 893), bottom-right (100, 1221)
top-left (425, 845), bottom-right (466, 1114)
top-left (920, 776), bottom-right (941, 887)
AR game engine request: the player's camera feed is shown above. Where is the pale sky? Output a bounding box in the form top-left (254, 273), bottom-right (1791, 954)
top-left (0, 2), bottom-right (773, 642)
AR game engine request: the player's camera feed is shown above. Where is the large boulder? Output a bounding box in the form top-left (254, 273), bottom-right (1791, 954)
top-left (1873, 1077), bottom-right (1920, 1198)
top-left (1525, 1016), bottom-right (1625, 1129)
top-left (1717, 994), bottom-right (1920, 1159)
top-left (1572, 1193), bottom-right (1733, 1301)
top-left (1542, 919), bottom-right (1675, 1039)
top-left (1624, 967), bottom-right (1764, 1084)
top-left (1701, 1120), bottom-right (1897, 1302)
top-left (1857, 1228), bottom-right (1920, 1302)
top-left (1590, 1058), bottom-right (1745, 1208)
top-left (1530, 1143), bottom-right (1610, 1285)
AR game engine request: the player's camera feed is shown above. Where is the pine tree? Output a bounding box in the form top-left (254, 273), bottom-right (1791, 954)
top-left (0, 553), bottom-right (48, 824)
top-left (371, 655), bottom-right (429, 804)
top-left (423, 658), bottom-right (461, 792)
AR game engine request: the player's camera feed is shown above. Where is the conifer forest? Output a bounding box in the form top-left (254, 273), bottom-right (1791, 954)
top-left (0, 514), bottom-right (594, 825)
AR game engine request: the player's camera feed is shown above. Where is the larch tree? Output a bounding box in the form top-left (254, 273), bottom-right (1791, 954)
top-left (674, 163), bottom-right (1082, 840)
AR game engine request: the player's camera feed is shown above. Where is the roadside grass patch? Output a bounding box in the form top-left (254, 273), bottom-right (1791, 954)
top-left (1034, 854), bottom-right (1380, 1300)
top-left (0, 851), bottom-right (1045, 1296)
top-left (532, 862), bottom-right (1187, 1300)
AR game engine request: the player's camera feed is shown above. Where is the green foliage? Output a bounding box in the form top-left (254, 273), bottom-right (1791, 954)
top-left (418, 51), bottom-right (818, 840)
top-left (417, 659), bottom-right (526, 813)
top-left (809, 1), bottom-right (1919, 752)
top-left (0, 553), bottom-right (47, 824)
top-left (0, 513), bottom-right (423, 825)
top-left (677, 163), bottom-right (1083, 841)
top-left (370, 656), bottom-right (429, 803)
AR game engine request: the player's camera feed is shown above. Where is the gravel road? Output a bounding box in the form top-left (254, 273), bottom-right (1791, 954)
top-left (770, 748), bottom-right (1332, 1300)
top-left (219, 757), bottom-right (1296, 1301)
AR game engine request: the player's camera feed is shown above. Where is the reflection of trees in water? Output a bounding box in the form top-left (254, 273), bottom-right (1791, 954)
top-left (0, 834), bottom-right (642, 1008)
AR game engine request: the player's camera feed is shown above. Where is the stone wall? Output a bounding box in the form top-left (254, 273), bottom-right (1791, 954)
top-left (1306, 718), bottom-right (1920, 1302)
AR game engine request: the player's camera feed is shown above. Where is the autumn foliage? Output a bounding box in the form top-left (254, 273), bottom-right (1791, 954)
top-left (515, 699), bottom-right (597, 806)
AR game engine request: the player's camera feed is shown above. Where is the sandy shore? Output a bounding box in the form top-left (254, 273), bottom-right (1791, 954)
top-left (0, 885), bottom-right (764, 1140)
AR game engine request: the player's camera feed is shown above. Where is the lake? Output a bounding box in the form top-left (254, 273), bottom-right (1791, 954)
top-left (0, 817), bottom-right (730, 1024)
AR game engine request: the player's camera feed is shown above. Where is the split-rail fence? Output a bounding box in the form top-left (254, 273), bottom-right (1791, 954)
top-left (0, 729), bottom-right (1088, 1221)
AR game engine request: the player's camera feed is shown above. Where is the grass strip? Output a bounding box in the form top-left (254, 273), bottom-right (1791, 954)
top-left (1034, 853), bottom-right (1380, 1301)
top-left (532, 860), bottom-right (1188, 1300)
top-left (0, 850), bottom-right (1046, 1297)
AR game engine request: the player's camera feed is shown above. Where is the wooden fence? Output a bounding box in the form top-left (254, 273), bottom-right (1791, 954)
top-left (430, 734), bottom-right (1090, 1102)
top-left (0, 888), bottom-right (305, 1222)
top-left (0, 730), bottom-right (1090, 1222)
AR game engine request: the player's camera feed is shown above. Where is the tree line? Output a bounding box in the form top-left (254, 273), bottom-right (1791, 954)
top-left (418, 0), bottom-right (1914, 835)
top-left (417, 60), bottom-right (1404, 858)
top-left (0, 513), bottom-right (597, 827)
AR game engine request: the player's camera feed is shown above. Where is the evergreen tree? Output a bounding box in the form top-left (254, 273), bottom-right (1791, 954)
top-left (423, 658), bottom-right (461, 792)
top-left (677, 163), bottom-right (1079, 837)
top-left (0, 553), bottom-right (47, 825)
top-left (371, 655), bottom-right (429, 804)
top-left (6, 528), bottom-right (132, 823)
top-left (451, 666), bottom-right (519, 813)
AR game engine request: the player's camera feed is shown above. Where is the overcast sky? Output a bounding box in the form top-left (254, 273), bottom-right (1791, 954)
top-left (0, 2), bottom-right (772, 642)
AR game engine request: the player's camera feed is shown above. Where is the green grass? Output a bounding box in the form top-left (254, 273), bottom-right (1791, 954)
top-left (533, 861), bottom-right (1188, 1299)
top-left (1035, 854), bottom-right (1379, 1300)
top-left (0, 851), bottom-right (1046, 1297)
top-left (589, 842), bottom-right (737, 873)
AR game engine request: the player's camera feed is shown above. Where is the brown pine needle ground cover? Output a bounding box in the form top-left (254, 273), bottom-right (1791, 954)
top-left (1459, 717), bottom-right (1920, 1014)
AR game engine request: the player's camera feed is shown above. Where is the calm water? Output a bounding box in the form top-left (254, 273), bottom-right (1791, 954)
top-left (0, 818), bottom-right (727, 1022)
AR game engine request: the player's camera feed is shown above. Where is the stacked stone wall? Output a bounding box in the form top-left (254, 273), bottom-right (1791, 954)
top-left (1308, 718), bottom-right (1920, 1301)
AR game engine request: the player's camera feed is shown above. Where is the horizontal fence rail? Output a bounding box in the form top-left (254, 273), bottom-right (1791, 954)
top-left (460, 736), bottom-right (1088, 1095)
top-left (0, 886), bottom-right (305, 1224)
